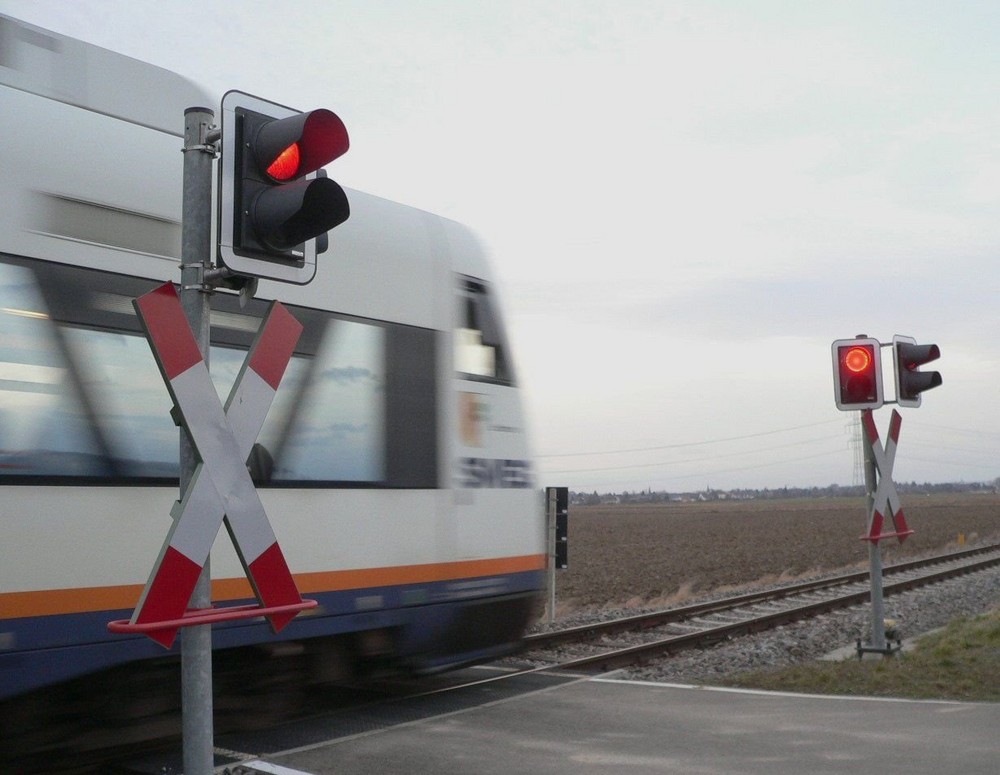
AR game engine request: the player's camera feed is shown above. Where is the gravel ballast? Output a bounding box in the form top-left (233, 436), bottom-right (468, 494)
top-left (623, 563), bottom-right (1000, 684)
top-left (530, 551), bottom-right (1000, 685)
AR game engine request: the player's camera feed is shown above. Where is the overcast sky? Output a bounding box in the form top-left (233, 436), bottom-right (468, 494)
top-left (4, 1), bottom-right (999, 492)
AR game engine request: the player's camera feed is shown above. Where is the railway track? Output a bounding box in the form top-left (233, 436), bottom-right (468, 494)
top-left (514, 543), bottom-right (1000, 673)
top-left (353, 543), bottom-right (1000, 704)
top-left (12, 544), bottom-right (1000, 773)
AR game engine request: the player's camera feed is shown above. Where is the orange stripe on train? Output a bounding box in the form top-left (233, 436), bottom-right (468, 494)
top-left (0, 554), bottom-right (547, 620)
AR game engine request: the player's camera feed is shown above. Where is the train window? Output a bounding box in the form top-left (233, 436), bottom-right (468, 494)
top-left (0, 256), bottom-right (436, 488)
top-left (63, 326), bottom-right (178, 477)
top-left (262, 319), bottom-right (386, 482)
top-left (456, 279), bottom-right (513, 385)
top-left (0, 263), bottom-right (115, 476)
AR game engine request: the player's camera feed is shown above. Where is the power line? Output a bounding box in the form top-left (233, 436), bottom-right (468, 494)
top-left (891, 454), bottom-right (999, 472)
top-left (537, 419), bottom-right (843, 458)
top-left (551, 448), bottom-right (847, 485)
top-left (917, 422), bottom-right (1000, 438)
top-left (545, 436), bottom-right (845, 475)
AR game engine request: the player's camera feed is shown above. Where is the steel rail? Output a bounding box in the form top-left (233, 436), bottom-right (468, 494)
top-left (34, 544), bottom-right (1000, 772)
top-left (524, 543), bottom-right (1000, 651)
top-left (331, 546), bottom-right (1000, 716)
top-left (540, 550), bottom-right (1000, 673)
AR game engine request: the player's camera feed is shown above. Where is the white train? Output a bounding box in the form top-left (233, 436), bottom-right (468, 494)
top-left (0, 14), bottom-right (544, 705)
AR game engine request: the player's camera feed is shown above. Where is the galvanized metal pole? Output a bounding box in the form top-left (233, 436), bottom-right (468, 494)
top-left (179, 106), bottom-right (216, 775)
top-left (861, 411), bottom-right (887, 653)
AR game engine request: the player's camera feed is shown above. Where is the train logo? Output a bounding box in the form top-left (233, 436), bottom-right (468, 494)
top-left (459, 391), bottom-right (485, 447)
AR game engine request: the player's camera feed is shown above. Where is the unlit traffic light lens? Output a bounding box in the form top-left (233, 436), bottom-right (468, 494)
top-left (893, 337), bottom-right (942, 407)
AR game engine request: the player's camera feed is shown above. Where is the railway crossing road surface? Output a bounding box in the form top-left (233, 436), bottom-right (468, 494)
top-left (213, 671), bottom-right (997, 775)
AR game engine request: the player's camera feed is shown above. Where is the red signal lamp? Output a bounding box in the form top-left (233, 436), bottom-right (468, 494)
top-left (832, 337), bottom-right (883, 411)
top-left (843, 346), bottom-right (871, 374)
top-left (255, 108), bottom-right (348, 183)
top-left (266, 143), bottom-right (301, 181)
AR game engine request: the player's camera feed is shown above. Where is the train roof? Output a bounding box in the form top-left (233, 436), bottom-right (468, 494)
top-left (0, 13), bottom-right (494, 328)
top-left (0, 14), bottom-right (211, 135)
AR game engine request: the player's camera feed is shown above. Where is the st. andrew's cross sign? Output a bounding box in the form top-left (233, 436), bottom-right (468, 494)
top-left (114, 282), bottom-right (313, 647)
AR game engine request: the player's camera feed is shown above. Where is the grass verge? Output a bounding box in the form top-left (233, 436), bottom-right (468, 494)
top-left (722, 608), bottom-right (1000, 702)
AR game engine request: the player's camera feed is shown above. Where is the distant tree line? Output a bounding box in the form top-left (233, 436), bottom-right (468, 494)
top-left (571, 480), bottom-right (996, 506)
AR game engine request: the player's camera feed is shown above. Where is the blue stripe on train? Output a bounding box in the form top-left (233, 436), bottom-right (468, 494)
top-left (0, 569), bottom-right (544, 699)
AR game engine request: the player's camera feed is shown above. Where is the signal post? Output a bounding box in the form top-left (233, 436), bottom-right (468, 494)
top-left (831, 334), bottom-right (941, 656)
top-left (181, 105), bottom-right (217, 774)
top-left (546, 487), bottom-right (569, 623)
top-left (108, 93), bottom-right (352, 775)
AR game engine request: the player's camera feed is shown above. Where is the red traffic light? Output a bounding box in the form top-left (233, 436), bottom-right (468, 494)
top-left (843, 346), bottom-right (871, 374)
top-left (218, 91), bottom-right (351, 285)
top-left (255, 109), bottom-right (349, 183)
top-left (832, 337), bottom-right (883, 411)
top-left (266, 143), bottom-right (300, 181)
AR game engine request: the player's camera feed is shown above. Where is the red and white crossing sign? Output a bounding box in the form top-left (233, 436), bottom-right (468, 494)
top-left (860, 409), bottom-right (913, 544)
top-left (127, 282), bottom-right (306, 648)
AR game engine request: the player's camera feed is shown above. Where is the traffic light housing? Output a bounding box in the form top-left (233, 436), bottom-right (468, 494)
top-left (219, 90), bottom-right (350, 284)
top-left (892, 335), bottom-right (941, 408)
top-left (547, 486), bottom-right (568, 570)
top-left (832, 337), bottom-right (883, 411)
top-left (555, 487), bottom-right (568, 570)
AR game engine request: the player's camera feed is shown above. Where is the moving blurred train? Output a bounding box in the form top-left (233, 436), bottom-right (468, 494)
top-left (0, 13), bottom-right (545, 715)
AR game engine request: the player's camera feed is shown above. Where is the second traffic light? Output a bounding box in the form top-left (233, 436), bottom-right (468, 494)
top-left (893, 335), bottom-right (941, 408)
top-left (547, 486), bottom-right (569, 570)
top-left (832, 337), bottom-right (883, 411)
top-left (219, 90), bottom-right (350, 284)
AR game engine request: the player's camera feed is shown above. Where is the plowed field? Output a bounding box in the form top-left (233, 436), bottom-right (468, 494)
top-left (554, 493), bottom-right (1000, 613)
